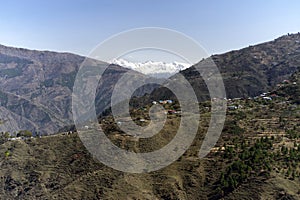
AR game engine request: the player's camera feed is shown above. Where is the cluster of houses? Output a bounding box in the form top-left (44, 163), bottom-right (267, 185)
top-left (6, 130), bottom-right (77, 141)
top-left (254, 92), bottom-right (277, 101)
top-left (151, 100), bottom-right (182, 115)
top-left (7, 136), bottom-right (34, 141)
top-left (276, 79), bottom-right (297, 88)
top-left (226, 92), bottom-right (276, 103)
top-left (227, 105), bottom-right (239, 110)
top-left (152, 100), bottom-right (173, 105)
top-left (225, 91), bottom-right (279, 111)
top-left (167, 110), bottom-right (181, 115)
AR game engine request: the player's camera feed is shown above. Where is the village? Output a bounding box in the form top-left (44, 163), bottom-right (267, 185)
top-left (2, 77), bottom-right (298, 144)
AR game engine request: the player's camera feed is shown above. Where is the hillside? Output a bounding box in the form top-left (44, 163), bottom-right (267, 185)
top-left (0, 70), bottom-right (299, 199)
top-left (0, 33), bottom-right (299, 135)
top-left (151, 33), bottom-right (300, 102)
top-left (0, 45), bottom-right (155, 135)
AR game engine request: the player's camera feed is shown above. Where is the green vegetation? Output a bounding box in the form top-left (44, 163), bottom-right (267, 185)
top-left (57, 71), bottom-right (77, 90)
top-left (0, 67), bottom-right (23, 78)
top-left (220, 137), bottom-right (277, 193)
top-left (42, 79), bottom-right (54, 87)
top-left (4, 150), bottom-right (11, 157)
top-left (0, 90), bottom-right (8, 106)
top-left (0, 54), bottom-right (33, 65)
top-left (0, 54), bottom-right (33, 78)
top-left (223, 120), bottom-right (244, 135)
top-left (16, 130), bottom-right (33, 138)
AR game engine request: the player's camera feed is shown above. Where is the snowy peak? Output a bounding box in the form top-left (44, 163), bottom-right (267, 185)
top-left (112, 59), bottom-right (191, 78)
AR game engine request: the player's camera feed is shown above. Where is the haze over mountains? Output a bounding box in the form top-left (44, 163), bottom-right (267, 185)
top-left (0, 33), bottom-right (299, 135)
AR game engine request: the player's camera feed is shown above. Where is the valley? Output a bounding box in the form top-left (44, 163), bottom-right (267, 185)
top-left (0, 71), bottom-right (298, 199)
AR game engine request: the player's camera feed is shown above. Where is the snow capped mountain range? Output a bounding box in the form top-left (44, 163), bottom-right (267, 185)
top-left (111, 59), bottom-right (191, 78)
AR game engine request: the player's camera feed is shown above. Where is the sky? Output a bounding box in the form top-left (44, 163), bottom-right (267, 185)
top-left (0, 0), bottom-right (300, 62)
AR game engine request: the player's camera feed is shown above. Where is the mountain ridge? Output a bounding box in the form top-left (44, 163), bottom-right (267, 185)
top-left (111, 58), bottom-right (190, 78)
top-left (147, 33), bottom-right (300, 102)
top-left (0, 33), bottom-right (300, 134)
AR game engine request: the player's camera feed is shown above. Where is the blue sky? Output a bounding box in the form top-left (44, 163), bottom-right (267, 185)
top-left (0, 0), bottom-right (300, 59)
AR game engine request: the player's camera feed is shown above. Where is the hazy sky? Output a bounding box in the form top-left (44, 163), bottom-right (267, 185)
top-left (1, 0), bottom-right (300, 59)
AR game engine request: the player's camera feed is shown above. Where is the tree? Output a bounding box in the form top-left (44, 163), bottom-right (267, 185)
top-left (17, 130), bottom-right (32, 138)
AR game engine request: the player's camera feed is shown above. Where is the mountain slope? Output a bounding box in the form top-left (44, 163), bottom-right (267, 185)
top-left (0, 45), bottom-right (155, 135)
top-left (0, 69), bottom-right (299, 199)
top-left (150, 33), bottom-right (300, 102)
top-left (0, 33), bottom-right (300, 134)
